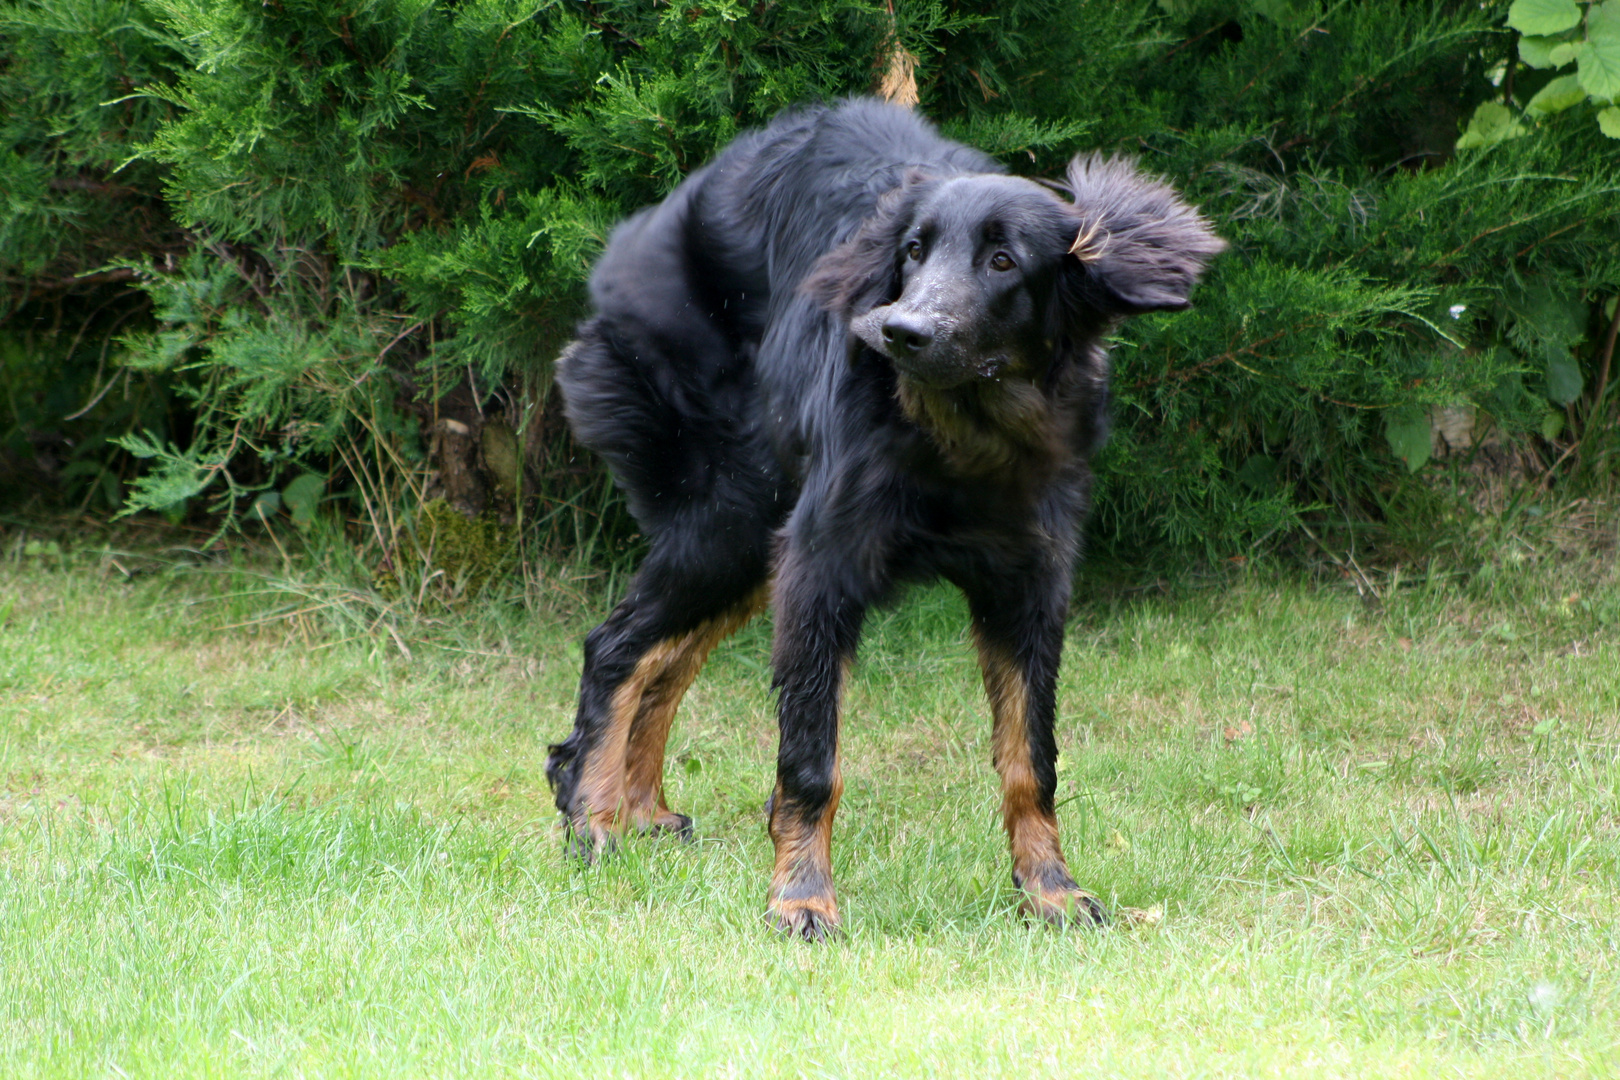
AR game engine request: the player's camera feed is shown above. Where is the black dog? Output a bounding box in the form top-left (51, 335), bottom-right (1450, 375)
top-left (547, 98), bottom-right (1223, 939)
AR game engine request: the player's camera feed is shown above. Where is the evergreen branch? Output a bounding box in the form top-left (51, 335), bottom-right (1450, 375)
top-left (1512, 218), bottom-right (1592, 261)
top-left (1136, 322), bottom-right (1318, 388)
top-left (1322, 27), bottom-right (1487, 116)
top-left (1432, 215), bottom-right (1562, 266)
top-left (1338, 176), bottom-right (1596, 269)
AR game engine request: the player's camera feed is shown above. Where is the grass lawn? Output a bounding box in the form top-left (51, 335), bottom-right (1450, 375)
top-left (2, 542), bottom-right (1619, 1078)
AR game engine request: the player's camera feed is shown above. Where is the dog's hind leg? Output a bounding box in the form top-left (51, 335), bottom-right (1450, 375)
top-left (547, 514), bottom-right (775, 857)
top-left (964, 568), bottom-right (1108, 928)
top-left (544, 598), bottom-right (674, 857)
top-left (619, 584), bottom-right (770, 836)
top-left (551, 316), bottom-right (786, 855)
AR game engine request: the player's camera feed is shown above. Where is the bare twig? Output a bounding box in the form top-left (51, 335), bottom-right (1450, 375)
top-left (1540, 438), bottom-right (1581, 490)
top-left (377, 319), bottom-right (424, 365)
top-left (22, 268), bottom-right (136, 299)
top-left (1594, 294), bottom-right (1620, 421)
top-left (1297, 519), bottom-right (1377, 600)
top-left (209, 242), bottom-right (271, 303)
top-left (64, 302), bottom-right (146, 422)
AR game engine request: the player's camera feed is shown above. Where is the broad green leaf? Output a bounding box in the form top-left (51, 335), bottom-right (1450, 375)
top-left (1456, 102), bottom-right (1528, 149)
top-left (1384, 406), bottom-right (1433, 472)
top-left (282, 473), bottom-right (325, 530)
top-left (1601, 105), bottom-right (1620, 135)
top-left (1527, 73), bottom-right (1590, 114)
top-left (1519, 35), bottom-right (1568, 68)
top-left (1545, 345), bottom-right (1584, 404)
top-left (252, 491), bottom-right (282, 522)
top-left (1581, 2), bottom-right (1620, 99)
top-left (1549, 41), bottom-right (1584, 65)
top-left (1508, 0), bottom-right (1582, 35)
top-left (1541, 409), bottom-right (1565, 440)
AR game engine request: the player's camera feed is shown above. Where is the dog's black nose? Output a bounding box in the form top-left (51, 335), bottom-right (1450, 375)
top-left (880, 311), bottom-right (934, 353)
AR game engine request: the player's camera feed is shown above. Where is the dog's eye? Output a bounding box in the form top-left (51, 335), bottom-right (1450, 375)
top-left (905, 240), bottom-right (923, 261)
top-left (989, 252), bottom-right (1016, 272)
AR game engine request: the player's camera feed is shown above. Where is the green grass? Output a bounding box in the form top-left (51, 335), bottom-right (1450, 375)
top-left (3, 543), bottom-right (1620, 1078)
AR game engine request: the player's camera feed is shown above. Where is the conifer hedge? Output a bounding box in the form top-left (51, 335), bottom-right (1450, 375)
top-left (3, 1), bottom-right (1617, 564)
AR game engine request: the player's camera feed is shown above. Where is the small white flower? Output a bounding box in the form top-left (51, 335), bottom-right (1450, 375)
top-left (1449, 304), bottom-right (1467, 319)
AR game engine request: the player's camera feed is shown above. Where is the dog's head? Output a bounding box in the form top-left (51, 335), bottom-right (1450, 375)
top-left (804, 156), bottom-right (1226, 390)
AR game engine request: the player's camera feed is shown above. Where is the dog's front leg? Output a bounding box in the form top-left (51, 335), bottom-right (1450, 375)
top-left (966, 568), bottom-right (1107, 927)
top-left (765, 544), bottom-right (868, 941)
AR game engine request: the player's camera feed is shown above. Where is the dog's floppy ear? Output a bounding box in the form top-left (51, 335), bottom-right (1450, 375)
top-left (1059, 155), bottom-right (1225, 315)
top-left (802, 171), bottom-right (934, 320)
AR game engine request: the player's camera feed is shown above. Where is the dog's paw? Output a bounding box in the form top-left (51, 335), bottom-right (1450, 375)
top-left (646, 810), bottom-right (694, 839)
top-left (566, 830), bottom-right (611, 865)
top-left (566, 807), bottom-right (691, 860)
top-left (767, 897), bottom-right (843, 942)
top-left (1020, 886), bottom-right (1108, 928)
top-left (560, 811), bottom-right (620, 865)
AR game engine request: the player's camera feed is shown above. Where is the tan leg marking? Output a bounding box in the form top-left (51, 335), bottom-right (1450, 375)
top-left (766, 657), bottom-right (849, 940)
top-left (574, 638), bottom-right (681, 850)
top-left (977, 638), bottom-right (1102, 926)
top-left (766, 758), bottom-right (844, 939)
top-left (621, 587), bottom-right (769, 833)
top-left (618, 629), bottom-right (706, 833)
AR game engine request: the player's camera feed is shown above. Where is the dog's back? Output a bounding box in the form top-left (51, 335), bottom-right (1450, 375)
top-left (562, 100), bottom-right (998, 502)
top-left (691, 101), bottom-right (998, 303)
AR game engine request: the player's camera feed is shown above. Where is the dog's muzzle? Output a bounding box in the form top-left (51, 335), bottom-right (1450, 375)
top-left (850, 304), bottom-right (985, 389)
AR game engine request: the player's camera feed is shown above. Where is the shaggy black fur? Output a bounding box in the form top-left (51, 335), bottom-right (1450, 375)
top-left (546, 98), bottom-right (1223, 939)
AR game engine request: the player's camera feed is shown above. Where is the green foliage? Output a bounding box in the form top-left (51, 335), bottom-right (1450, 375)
top-left (1456, 100), bottom-right (1527, 146)
top-left (0, 0), bottom-right (181, 294)
top-left (1495, 0), bottom-right (1620, 140)
top-left (1062, 0), bottom-right (1619, 552)
top-left (0, 1), bottom-right (190, 509)
top-left (3, 0), bottom-right (1618, 565)
top-left (281, 473), bottom-right (326, 530)
top-left (1511, 0), bottom-right (1583, 37)
top-left (1384, 406), bottom-right (1434, 472)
